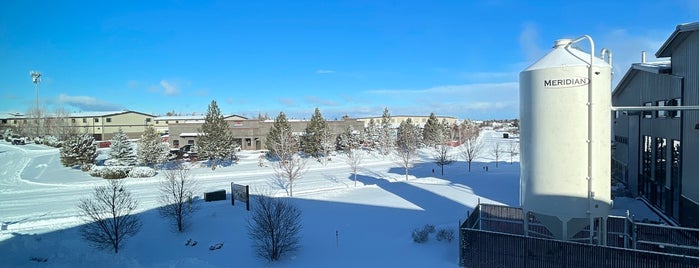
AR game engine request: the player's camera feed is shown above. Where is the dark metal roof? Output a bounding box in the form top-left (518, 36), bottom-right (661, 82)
top-left (612, 61), bottom-right (672, 97)
top-left (656, 22), bottom-right (699, 58)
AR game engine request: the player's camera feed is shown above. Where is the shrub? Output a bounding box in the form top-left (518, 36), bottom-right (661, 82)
top-left (42, 136), bottom-right (62, 147)
top-left (436, 228), bottom-right (454, 242)
top-left (248, 193), bottom-right (302, 261)
top-left (89, 166), bottom-right (103, 177)
top-left (81, 164), bottom-right (94, 172)
top-left (412, 228), bottom-right (429, 243)
top-left (129, 167), bottom-right (156, 178)
top-left (100, 166), bottom-right (131, 179)
top-left (423, 224), bottom-right (436, 233)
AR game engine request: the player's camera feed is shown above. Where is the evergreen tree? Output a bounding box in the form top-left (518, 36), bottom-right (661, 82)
top-left (422, 113), bottom-right (442, 147)
top-left (337, 125), bottom-right (359, 151)
top-left (362, 118), bottom-right (379, 150)
top-left (137, 126), bottom-right (170, 170)
top-left (378, 107), bottom-right (394, 155)
top-left (301, 108), bottom-right (328, 158)
top-left (60, 134), bottom-right (98, 167)
top-left (106, 128), bottom-right (137, 166)
top-left (265, 112), bottom-right (293, 156)
top-left (197, 100), bottom-right (237, 171)
top-left (395, 118), bottom-right (420, 180)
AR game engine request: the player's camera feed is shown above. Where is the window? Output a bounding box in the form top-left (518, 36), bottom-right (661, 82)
top-left (165, 121), bottom-right (169, 124)
top-left (94, 118), bottom-right (99, 123)
top-left (1, 119), bottom-right (6, 124)
top-left (176, 120), bottom-right (179, 124)
top-left (82, 118), bottom-right (87, 123)
top-left (188, 140), bottom-right (195, 145)
top-left (668, 98), bottom-right (681, 118)
top-left (106, 118), bottom-right (112, 123)
top-left (71, 119), bottom-right (76, 123)
top-left (173, 140), bottom-right (180, 147)
top-left (655, 137), bottom-right (667, 210)
top-left (670, 140), bottom-right (681, 220)
top-left (656, 101), bottom-right (667, 118)
top-left (643, 102), bottom-right (653, 118)
top-left (146, 118), bottom-right (152, 123)
top-left (641, 136), bottom-right (653, 198)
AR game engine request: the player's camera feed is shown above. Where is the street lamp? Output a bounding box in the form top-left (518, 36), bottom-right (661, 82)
top-left (30, 71), bottom-right (42, 137)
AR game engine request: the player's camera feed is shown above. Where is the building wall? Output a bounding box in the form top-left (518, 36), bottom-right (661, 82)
top-left (612, 29), bottom-right (699, 227)
top-left (673, 31), bottom-right (699, 227)
top-left (167, 119), bottom-right (365, 151)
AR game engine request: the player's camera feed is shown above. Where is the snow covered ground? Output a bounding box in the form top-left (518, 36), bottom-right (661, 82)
top-left (0, 130), bottom-right (658, 267)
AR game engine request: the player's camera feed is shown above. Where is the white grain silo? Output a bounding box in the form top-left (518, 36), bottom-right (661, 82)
top-left (519, 36), bottom-right (612, 244)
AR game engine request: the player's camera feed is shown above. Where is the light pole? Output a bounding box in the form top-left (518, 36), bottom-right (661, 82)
top-left (30, 71), bottom-right (42, 137)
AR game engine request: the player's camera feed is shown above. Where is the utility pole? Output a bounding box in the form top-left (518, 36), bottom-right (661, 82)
top-left (30, 71), bottom-right (42, 137)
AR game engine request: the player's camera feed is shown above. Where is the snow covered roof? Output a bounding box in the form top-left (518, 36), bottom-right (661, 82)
top-left (155, 114), bottom-right (248, 121)
top-left (0, 112), bottom-right (26, 119)
top-left (179, 132), bottom-right (204, 137)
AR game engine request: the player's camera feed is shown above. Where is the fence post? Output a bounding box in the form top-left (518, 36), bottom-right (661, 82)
top-left (624, 210), bottom-right (630, 248)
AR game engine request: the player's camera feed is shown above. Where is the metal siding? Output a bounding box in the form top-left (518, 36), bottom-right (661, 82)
top-left (675, 32), bottom-right (699, 207)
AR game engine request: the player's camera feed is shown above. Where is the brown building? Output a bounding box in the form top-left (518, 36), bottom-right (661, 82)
top-left (166, 117), bottom-right (364, 150)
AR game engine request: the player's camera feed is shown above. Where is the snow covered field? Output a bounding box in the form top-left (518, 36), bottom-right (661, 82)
top-left (0, 130), bottom-right (657, 267)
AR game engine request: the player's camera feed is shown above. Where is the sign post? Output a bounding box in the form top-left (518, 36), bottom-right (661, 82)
top-left (231, 182), bottom-right (250, 211)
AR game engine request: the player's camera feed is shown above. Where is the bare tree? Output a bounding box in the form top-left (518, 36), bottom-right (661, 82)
top-left (505, 141), bottom-right (519, 164)
top-left (247, 192), bottom-right (302, 261)
top-left (460, 136), bottom-right (483, 172)
top-left (78, 179), bottom-right (141, 253)
top-left (345, 148), bottom-right (364, 187)
top-left (159, 164), bottom-right (199, 232)
top-left (433, 144), bottom-right (454, 176)
top-left (272, 128), bottom-right (307, 197)
top-left (490, 141), bottom-right (502, 168)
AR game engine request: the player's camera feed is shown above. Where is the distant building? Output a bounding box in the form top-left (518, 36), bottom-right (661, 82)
top-left (166, 117), bottom-right (364, 150)
top-left (612, 22), bottom-right (699, 227)
top-left (0, 110), bottom-right (154, 140)
top-left (355, 115), bottom-right (458, 128)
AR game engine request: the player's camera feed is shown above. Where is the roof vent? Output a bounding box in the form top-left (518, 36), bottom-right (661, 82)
top-left (553, 39), bottom-right (572, 48)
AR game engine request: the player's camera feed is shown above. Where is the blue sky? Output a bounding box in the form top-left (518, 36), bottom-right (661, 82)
top-left (0, 1), bottom-right (696, 120)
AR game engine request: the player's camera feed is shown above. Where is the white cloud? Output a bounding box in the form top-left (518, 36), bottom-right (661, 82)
top-left (597, 28), bottom-right (670, 87)
top-left (279, 98), bottom-right (296, 106)
top-left (127, 80), bottom-right (139, 89)
top-left (304, 96), bottom-right (339, 106)
top-left (315, 69), bottom-right (335, 74)
top-left (54, 94), bottom-right (124, 111)
top-left (519, 22), bottom-right (545, 62)
top-left (160, 80), bottom-right (180, 96)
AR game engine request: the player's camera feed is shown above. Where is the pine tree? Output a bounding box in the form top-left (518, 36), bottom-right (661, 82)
top-left (197, 100), bottom-right (237, 171)
top-left (302, 108), bottom-right (328, 158)
top-left (60, 134), bottom-right (98, 167)
top-left (106, 128), bottom-right (137, 166)
top-left (337, 125), bottom-right (359, 151)
top-left (137, 126), bottom-right (170, 170)
top-left (265, 112), bottom-right (293, 157)
top-left (395, 118), bottom-right (420, 180)
top-left (362, 118), bottom-right (379, 150)
top-left (378, 107), bottom-right (394, 155)
top-left (422, 113), bottom-right (442, 147)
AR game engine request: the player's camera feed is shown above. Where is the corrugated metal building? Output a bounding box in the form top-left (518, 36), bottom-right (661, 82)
top-left (612, 22), bottom-right (699, 228)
